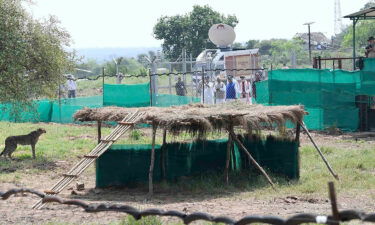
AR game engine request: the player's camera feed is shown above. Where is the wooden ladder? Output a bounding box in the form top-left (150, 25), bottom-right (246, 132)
top-left (32, 110), bottom-right (145, 209)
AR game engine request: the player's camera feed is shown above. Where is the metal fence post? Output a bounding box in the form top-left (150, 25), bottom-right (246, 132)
top-left (182, 48), bottom-right (187, 83)
top-left (102, 67), bottom-right (105, 100)
top-left (202, 68), bottom-right (205, 104)
top-left (149, 68), bottom-right (153, 106)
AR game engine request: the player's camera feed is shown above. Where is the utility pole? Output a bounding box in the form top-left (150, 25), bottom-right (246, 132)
top-left (304, 22), bottom-right (315, 64)
top-left (113, 58), bottom-right (120, 84)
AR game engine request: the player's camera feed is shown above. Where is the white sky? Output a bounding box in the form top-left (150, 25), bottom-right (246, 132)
top-left (28, 0), bottom-right (369, 48)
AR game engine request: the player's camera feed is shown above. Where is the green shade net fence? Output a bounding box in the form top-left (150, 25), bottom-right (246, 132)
top-left (96, 136), bottom-right (299, 188)
top-left (256, 58), bottom-right (375, 131)
top-left (50, 96), bottom-right (103, 123)
top-left (0, 83), bottom-right (201, 123)
top-left (0, 100), bottom-right (52, 123)
top-left (103, 83), bottom-right (150, 107)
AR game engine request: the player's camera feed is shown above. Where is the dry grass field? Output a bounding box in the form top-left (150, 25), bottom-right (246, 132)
top-left (0, 121), bottom-right (374, 224)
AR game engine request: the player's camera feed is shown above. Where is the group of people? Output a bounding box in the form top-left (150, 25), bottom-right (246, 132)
top-left (175, 72), bottom-right (264, 105)
top-left (200, 74), bottom-right (259, 105)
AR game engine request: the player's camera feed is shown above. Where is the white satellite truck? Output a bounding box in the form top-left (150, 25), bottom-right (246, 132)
top-left (193, 24), bottom-right (261, 82)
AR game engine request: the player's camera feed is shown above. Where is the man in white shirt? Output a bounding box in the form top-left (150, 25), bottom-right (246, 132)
top-left (214, 76), bottom-right (226, 104)
top-left (66, 74), bottom-right (77, 98)
top-left (201, 77), bottom-right (214, 104)
top-left (239, 76), bottom-right (252, 104)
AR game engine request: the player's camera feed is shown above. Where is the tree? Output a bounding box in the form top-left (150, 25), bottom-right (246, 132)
top-left (153, 5), bottom-right (238, 60)
top-left (0, 0), bottom-right (75, 116)
top-left (268, 38), bottom-right (308, 67)
top-left (75, 59), bottom-right (102, 77)
top-left (256, 40), bottom-right (273, 55)
top-left (341, 1), bottom-right (375, 52)
top-left (248, 38), bottom-right (308, 68)
top-left (137, 51), bottom-right (157, 67)
top-left (104, 57), bottom-right (143, 76)
top-left (232, 42), bottom-right (245, 49)
top-left (245, 40), bottom-right (260, 49)
top-left (362, 1), bottom-right (375, 10)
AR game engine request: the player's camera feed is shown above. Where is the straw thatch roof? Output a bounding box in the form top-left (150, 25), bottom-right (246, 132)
top-left (74, 102), bottom-right (306, 137)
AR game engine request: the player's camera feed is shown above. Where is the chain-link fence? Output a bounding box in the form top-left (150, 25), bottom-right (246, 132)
top-left (0, 65), bottom-right (268, 123)
top-left (150, 68), bottom-right (267, 106)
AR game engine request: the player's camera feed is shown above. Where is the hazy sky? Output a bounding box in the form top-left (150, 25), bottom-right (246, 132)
top-left (28, 0), bottom-right (369, 48)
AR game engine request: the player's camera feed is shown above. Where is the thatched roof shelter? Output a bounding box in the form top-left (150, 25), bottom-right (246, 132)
top-left (73, 102), bottom-right (340, 194)
top-left (74, 102), bottom-right (307, 137)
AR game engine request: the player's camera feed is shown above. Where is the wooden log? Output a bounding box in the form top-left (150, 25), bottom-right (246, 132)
top-left (118, 121), bottom-right (135, 126)
top-left (224, 133), bottom-right (232, 184)
top-left (160, 129), bottom-right (167, 180)
top-left (97, 121), bottom-right (102, 144)
top-left (295, 123), bottom-right (301, 145)
top-left (44, 190), bottom-right (58, 195)
top-left (148, 124), bottom-right (157, 197)
top-left (300, 122), bottom-right (339, 180)
top-left (84, 155), bottom-right (98, 158)
top-left (62, 174), bottom-right (78, 178)
top-left (328, 182), bottom-right (340, 225)
top-left (295, 122), bottom-right (301, 178)
top-left (228, 129), bottom-right (275, 189)
top-left (100, 139), bottom-right (117, 142)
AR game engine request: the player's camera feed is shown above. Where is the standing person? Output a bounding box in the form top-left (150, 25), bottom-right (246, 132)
top-left (66, 74), bottom-right (77, 98)
top-left (226, 76), bottom-right (237, 101)
top-left (116, 72), bottom-right (124, 84)
top-left (239, 76), bottom-right (252, 104)
top-left (365, 36), bottom-right (375, 58)
top-left (214, 76), bottom-right (226, 104)
top-left (201, 77), bottom-right (214, 104)
top-left (231, 76), bottom-right (240, 99)
top-left (251, 71), bottom-right (262, 100)
top-left (175, 77), bottom-right (187, 96)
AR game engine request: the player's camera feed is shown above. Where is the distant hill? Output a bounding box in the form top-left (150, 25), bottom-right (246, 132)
top-left (75, 47), bottom-right (161, 62)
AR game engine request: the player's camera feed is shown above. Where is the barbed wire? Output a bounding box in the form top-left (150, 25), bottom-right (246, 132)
top-left (74, 68), bottom-right (267, 81)
top-left (1, 187), bottom-right (374, 225)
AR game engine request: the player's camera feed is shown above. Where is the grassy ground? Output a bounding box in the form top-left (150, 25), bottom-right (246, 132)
top-left (0, 121), bottom-right (374, 224)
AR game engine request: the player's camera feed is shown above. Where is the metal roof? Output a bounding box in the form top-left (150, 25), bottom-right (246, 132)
top-left (344, 7), bottom-right (375, 20)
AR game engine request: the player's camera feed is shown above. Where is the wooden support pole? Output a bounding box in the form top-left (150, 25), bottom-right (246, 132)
top-left (148, 124), bottom-right (157, 198)
top-left (97, 121), bottom-right (102, 144)
top-left (295, 122), bottom-right (301, 178)
top-left (328, 182), bottom-right (340, 225)
top-left (224, 133), bottom-right (232, 184)
top-left (295, 123), bottom-right (301, 143)
top-left (300, 122), bottom-right (339, 180)
top-left (228, 128), bottom-right (275, 189)
top-left (160, 129), bottom-right (167, 180)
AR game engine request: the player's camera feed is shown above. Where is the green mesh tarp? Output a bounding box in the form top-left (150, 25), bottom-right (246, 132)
top-left (96, 137), bottom-right (298, 188)
top-left (254, 67), bottom-right (375, 131)
top-left (255, 80), bottom-right (269, 104)
top-left (0, 100), bottom-right (52, 123)
top-left (103, 83), bottom-right (150, 107)
top-left (268, 81), bottom-right (356, 108)
top-left (363, 58), bottom-right (375, 72)
top-left (50, 96), bottom-right (103, 123)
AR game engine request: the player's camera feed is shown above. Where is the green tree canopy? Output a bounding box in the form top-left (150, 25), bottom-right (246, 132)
top-left (0, 0), bottom-right (75, 110)
top-left (153, 5), bottom-right (238, 60)
top-left (341, 1), bottom-right (375, 51)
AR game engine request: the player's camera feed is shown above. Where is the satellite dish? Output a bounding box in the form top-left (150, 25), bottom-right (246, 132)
top-left (208, 24), bottom-right (236, 48)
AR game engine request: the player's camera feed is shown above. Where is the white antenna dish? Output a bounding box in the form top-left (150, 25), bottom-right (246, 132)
top-left (208, 24), bottom-right (236, 48)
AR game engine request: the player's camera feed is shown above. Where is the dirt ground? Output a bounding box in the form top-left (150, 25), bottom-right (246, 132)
top-left (1, 131), bottom-right (375, 224)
